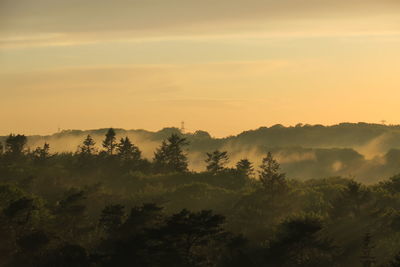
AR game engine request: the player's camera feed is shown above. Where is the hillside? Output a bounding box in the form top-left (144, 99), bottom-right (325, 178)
top-left (3, 122), bottom-right (400, 183)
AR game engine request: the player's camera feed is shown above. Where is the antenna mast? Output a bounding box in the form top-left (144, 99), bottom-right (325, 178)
top-left (180, 121), bottom-right (185, 133)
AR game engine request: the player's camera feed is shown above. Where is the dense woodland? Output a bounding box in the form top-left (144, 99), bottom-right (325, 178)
top-left (2, 128), bottom-right (400, 266)
top-left (11, 123), bottom-right (400, 183)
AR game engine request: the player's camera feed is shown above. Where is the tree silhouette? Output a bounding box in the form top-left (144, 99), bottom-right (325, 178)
top-left (99, 204), bottom-right (125, 235)
top-left (205, 150), bottom-right (229, 174)
top-left (3, 197), bottom-right (37, 235)
top-left (236, 159), bottom-right (254, 178)
top-left (158, 209), bottom-right (229, 266)
top-left (153, 134), bottom-right (189, 173)
top-left (102, 128), bottom-right (117, 156)
top-left (258, 152), bottom-right (287, 195)
top-left (55, 189), bottom-right (89, 241)
top-left (116, 137), bottom-right (141, 162)
top-left (32, 143), bottom-right (51, 162)
top-left (266, 216), bottom-right (336, 266)
top-left (330, 180), bottom-right (371, 218)
top-left (77, 135), bottom-right (96, 156)
top-left (5, 134), bottom-right (27, 157)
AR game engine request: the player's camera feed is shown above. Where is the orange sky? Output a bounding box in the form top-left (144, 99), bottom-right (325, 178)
top-left (1, 0), bottom-right (400, 137)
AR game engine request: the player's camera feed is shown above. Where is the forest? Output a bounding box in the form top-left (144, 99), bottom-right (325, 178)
top-left (1, 126), bottom-right (400, 266)
top-left (13, 123), bottom-right (400, 183)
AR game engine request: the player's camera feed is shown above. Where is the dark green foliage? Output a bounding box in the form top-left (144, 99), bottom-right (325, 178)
top-left (5, 134), bottom-right (27, 157)
top-left (259, 152), bottom-right (288, 195)
top-left (266, 216), bottom-right (337, 266)
top-left (116, 137), bottom-right (141, 162)
top-left (153, 134), bottom-right (189, 173)
top-left (102, 128), bottom-right (117, 156)
top-left (77, 135), bottom-right (96, 156)
top-left (101, 204), bottom-right (236, 267)
top-left (2, 130), bottom-right (400, 266)
top-left (205, 150), bottom-right (229, 174)
top-left (360, 233), bottom-right (375, 267)
top-left (17, 230), bottom-right (50, 251)
top-left (330, 180), bottom-right (371, 218)
top-left (32, 142), bottom-right (51, 162)
top-left (236, 158), bottom-right (254, 178)
top-left (99, 204), bottom-right (125, 234)
top-left (40, 244), bottom-right (90, 267)
top-left (4, 197), bottom-right (36, 225)
top-left (386, 252), bottom-right (400, 267)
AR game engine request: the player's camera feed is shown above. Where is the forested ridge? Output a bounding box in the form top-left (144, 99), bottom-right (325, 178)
top-left (1, 128), bottom-right (400, 266)
top-left (6, 123), bottom-right (400, 183)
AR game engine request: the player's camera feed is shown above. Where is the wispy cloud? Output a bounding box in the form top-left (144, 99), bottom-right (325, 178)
top-left (2, 28), bottom-right (400, 50)
top-left (1, 0), bottom-right (399, 49)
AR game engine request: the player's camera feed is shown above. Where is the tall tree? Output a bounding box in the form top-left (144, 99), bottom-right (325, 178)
top-left (236, 159), bottom-right (254, 178)
top-left (5, 134), bottom-right (27, 157)
top-left (116, 137), bottom-right (141, 162)
top-left (32, 143), bottom-right (51, 162)
top-left (205, 150), bottom-right (229, 174)
top-left (102, 128), bottom-right (117, 156)
top-left (258, 152), bottom-right (287, 195)
top-left (266, 216), bottom-right (336, 266)
top-left (78, 135), bottom-right (96, 156)
top-left (153, 134), bottom-right (189, 173)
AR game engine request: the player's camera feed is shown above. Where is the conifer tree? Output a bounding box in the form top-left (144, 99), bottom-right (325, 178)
top-left (236, 158), bottom-right (254, 177)
top-left (205, 150), bottom-right (229, 174)
top-left (259, 152), bottom-right (287, 195)
top-left (102, 128), bottom-right (117, 156)
top-left (116, 137), bottom-right (141, 162)
top-left (78, 135), bottom-right (96, 156)
top-left (153, 134), bottom-right (189, 173)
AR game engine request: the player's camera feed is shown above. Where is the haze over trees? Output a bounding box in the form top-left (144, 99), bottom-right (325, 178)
top-left (9, 123), bottom-right (400, 183)
top-left (205, 150), bottom-right (229, 174)
top-left (153, 133), bottom-right (189, 173)
top-left (2, 125), bottom-right (400, 266)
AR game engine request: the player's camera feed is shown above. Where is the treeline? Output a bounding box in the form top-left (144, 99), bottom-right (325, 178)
top-left (0, 129), bottom-right (272, 178)
top-left (1, 129), bottom-right (400, 266)
top-left (9, 124), bottom-right (400, 182)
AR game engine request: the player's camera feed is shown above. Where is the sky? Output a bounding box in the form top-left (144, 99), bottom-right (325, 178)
top-left (1, 0), bottom-right (400, 137)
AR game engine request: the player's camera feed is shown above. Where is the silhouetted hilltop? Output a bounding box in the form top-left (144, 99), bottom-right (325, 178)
top-left (10, 122), bottom-right (400, 153)
top-left (3, 122), bottom-right (400, 182)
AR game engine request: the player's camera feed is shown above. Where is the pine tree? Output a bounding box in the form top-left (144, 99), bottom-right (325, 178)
top-left (236, 158), bottom-right (254, 177)
top-left (102, 128), bottom-right (117, 156)
top-left (259, 152), bottom-right (287, 195)
top-left (205, 150), bottom-right (229, 174)
top-left (78, 135), bottom-right (96, 156)
top-left (116, 137), bottom-right (141, 162)
top-left (153, 134), bottom-right (189, 173)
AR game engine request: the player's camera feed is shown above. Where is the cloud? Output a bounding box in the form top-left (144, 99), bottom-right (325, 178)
top-left (1, 0), bottom-right (399, 32)
top-left (1, 0), bottom-right (399, 49)
top-left (0, 65), bottom-right (181, 98)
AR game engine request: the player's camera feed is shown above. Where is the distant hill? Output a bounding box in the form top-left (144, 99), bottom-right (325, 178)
top-left (3, 123), bottom-right (400, 183)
